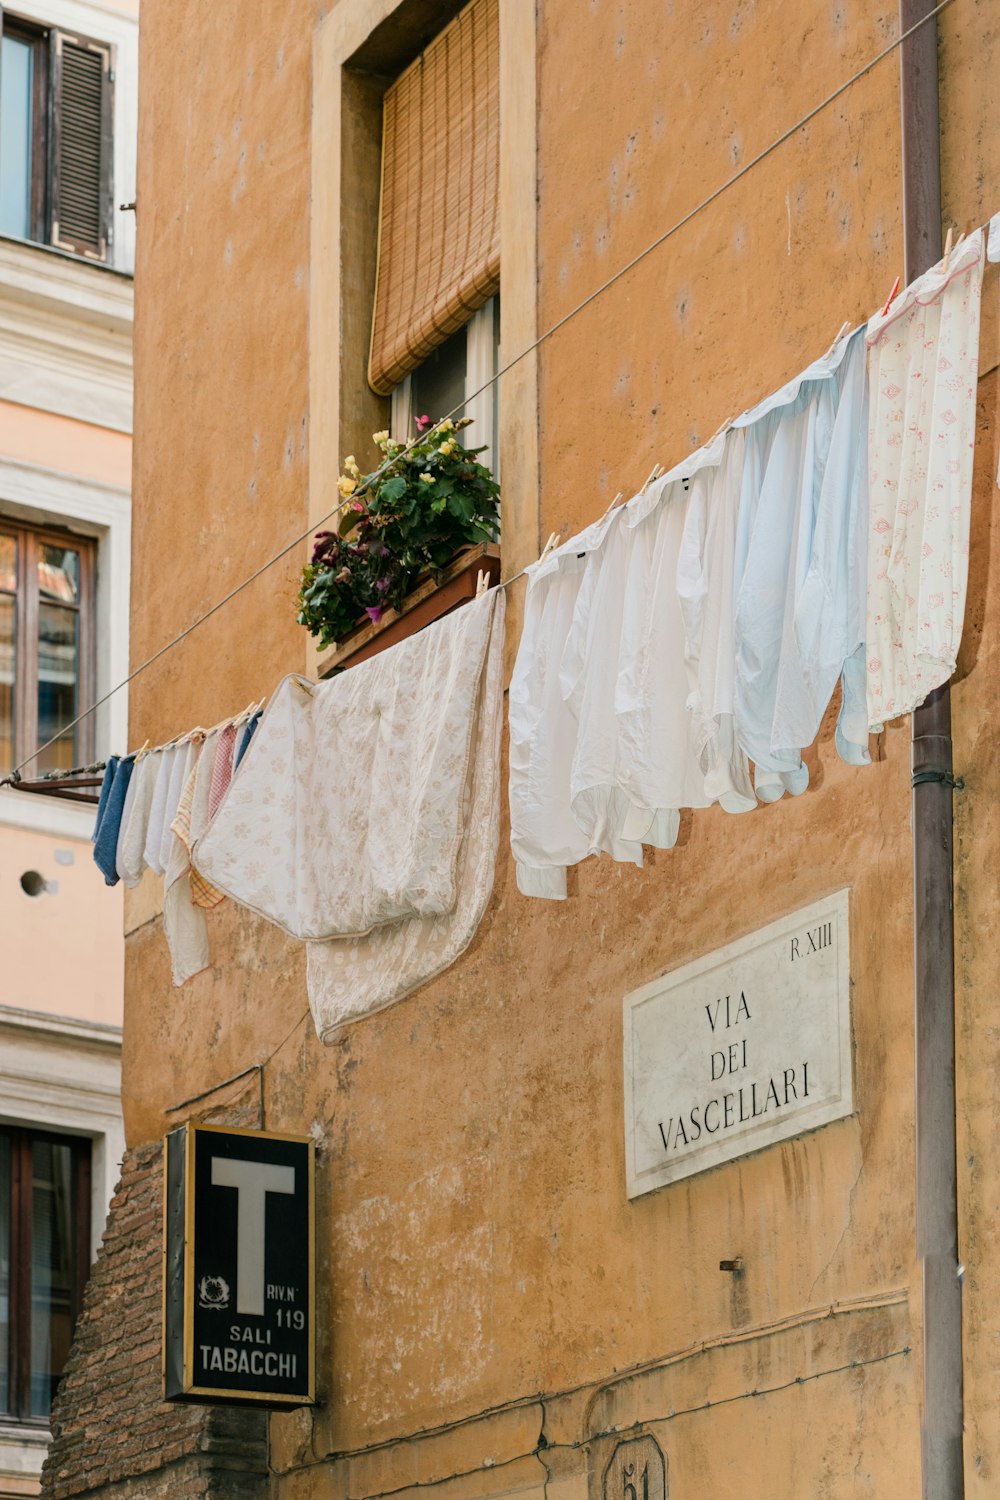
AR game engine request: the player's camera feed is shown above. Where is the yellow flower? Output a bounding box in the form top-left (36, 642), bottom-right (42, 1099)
top-left (419, 472), bottom-right (435, 485)
top-left (439, 418), bottom-right (455, 433)
top-left (344, 455), bottom-right (360, 476)
top-left (337, 475), bottom-right (357, 497)
top-left (373, 430), bottom-right (390, 445)
top-left (439, 441), bottom-right (454, 456)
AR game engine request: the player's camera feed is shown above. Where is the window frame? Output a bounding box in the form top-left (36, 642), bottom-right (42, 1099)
top-left (1, 1123), bottom-right (92, 1426)
top-left (0, 13), bottom-right (49, 244)
top-left (0, 7), bottom-right (114, 263)
top-left (0, 517), bottom-right (96, 777)
top-left (390, 295), bottom-right (500, 472)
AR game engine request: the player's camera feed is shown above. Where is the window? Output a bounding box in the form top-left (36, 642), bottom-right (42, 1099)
top-left (0, 1126), bottom-right (91, 1422)
top-left (371, 0), bottom-right (500, 459)
top-left (0, 13), bottom-right (113, 260)
top-left (391, 296), bottom-right (500, 464)
top-left (0, 521), bottom-right (95, 776)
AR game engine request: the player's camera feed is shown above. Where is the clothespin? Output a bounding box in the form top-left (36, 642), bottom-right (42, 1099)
top-left (475, 569), bottom-right (490, 599)
top-left (600, 491), bottom-right (625, 520)
top-left (537, 532), bottom-right (561, 565)
top-left (706, 416), bottom-right (733, 447)
top-left (942, 226), bottom-right (954, 273)
top-left (134, 739), bottom-right (150, 760)
top-left (639, 464), bottom-right (664, 494)
top-left (880, 275), bottom-right (901, 317)
top-left (825, 320), bottom-right (851, 357)
top-left (292, 677), bottom-right (315, 698)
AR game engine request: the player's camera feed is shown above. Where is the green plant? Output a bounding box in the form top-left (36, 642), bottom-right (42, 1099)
top-left (297, 417), bottom-right (500, 650)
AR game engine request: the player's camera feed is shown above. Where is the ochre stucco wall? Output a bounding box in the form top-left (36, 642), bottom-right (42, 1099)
top-left (121, 1), bottom-right (1000, 1496)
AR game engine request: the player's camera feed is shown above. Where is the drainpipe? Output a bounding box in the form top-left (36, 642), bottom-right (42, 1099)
top-left (899, 2), bottom-right (965, 1495)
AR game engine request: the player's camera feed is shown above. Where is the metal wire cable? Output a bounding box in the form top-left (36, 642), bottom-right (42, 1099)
top-left (0, 0), bottom-right (959, 787)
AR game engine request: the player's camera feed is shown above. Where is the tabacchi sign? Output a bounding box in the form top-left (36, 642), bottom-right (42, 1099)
top-left (623, 890), bottom-right (853, 1197)
top-left (163, 1122), bottom-right (314, 1406)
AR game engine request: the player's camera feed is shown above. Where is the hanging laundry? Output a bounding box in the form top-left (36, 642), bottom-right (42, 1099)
top-left (187, 726), bottom-right (228, 910)
top-left (306, 591), bottom-right (505, 1039)
top-left (988, 213), bottom-right (1000, 262)
top-left (208, 723), bottom-right (238, 820)
top-left (118, 749), bottom-right (160, 886)
top-left (561, 506), bottom-right (648, 865)
top-left (193, 590), bottom-right (505, 1035)
top-left (675, 427), bottom-right (757, 812)
top-left (92, 755), bottom-right (135, 887)
top-left (508, 511), bottom-right (629, 899)
top-left (731, 325), bottom-right (871, 796)
top-left (163, 740), bottom-right (211, 986)
top-left (91, 756), bottom-right (120, 845)
top-left (196, 593), bottom-right (501, 939)
top-left (619, 438), bottom-right (753, 836)
top-left (233, 708), bottom-right (262, 772)
top-left (142, 745), bottom-right (181, 877)
top-left (865, 229), bottom-right (984, 730)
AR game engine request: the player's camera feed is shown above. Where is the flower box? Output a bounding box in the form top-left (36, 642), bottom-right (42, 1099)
top-left (316, 543), bottom-right (501, 677)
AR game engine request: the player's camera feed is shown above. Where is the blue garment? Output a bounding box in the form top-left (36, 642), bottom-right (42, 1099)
top-left (93, 755), bottom-right (135, 886)
top-left (91, 756), bottom-right (120, 845)
top-left (731, 327), bottom-right (870, 794)
top-left (233, 709), bottom-right (262, 772)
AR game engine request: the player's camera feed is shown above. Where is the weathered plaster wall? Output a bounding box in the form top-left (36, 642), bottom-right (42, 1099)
top-left (110, 1), bottom-right (1000, 1498)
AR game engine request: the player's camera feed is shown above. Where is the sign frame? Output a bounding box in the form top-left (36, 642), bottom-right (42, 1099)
top-left (162, 1121), bottom-right (316, 1407)
top-left (623, 889), bottom-right (853, 1198)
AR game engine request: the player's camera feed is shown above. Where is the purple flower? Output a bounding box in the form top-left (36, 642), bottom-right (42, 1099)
top-left (376, 577), bottom-right (390, 592)
top-left (365, 605), bottom-right (385, 624)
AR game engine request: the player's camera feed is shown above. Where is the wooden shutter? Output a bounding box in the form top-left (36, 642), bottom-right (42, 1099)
top-left (49, 29), bottom-right (113, 261)
top-left (368, 0), bottom-right (499, 396)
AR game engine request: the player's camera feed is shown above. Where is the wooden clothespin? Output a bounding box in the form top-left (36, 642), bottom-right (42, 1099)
top-left (706, 415), bottom-right (734, 447)
top-left (825, 320), bottom-right (852, 357)
top-left (134, 738), bottom-right (150, 760)
top-left (475, 569), bottom-right (490, 599)
top-left (600, 491), bottom-right (625, 520)
top-left (880, 275), bottom-right (901, 317)
top-left (639, 464), bottom-right (664, 494)
top-left (538, 532), bottom-right (561, 565)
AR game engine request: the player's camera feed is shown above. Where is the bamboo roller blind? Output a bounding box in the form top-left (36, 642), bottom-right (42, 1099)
top-left (368, 0), bottom-right (500, 396)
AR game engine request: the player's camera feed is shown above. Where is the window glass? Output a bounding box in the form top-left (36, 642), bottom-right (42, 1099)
top-left (37, 605), bottom-right (78, 772)
top-left (410, 326), bottom-right (467, 431)
top-left (0, 537), bottom-right (16, 773)
top-left (30, 1139), bottom-right (74, 1419)
top-left (0, 36), bottom-right (35, 240)
top-left (38, 545), bottom-right (80, 605)
top-left (0, 1134), bottom-right (10, 1415)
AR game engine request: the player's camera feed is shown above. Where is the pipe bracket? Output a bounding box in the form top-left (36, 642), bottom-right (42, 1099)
top-left (911, 769), bottom-right (964, 791)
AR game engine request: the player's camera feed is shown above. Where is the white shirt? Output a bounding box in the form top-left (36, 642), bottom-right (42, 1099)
top-left (509, 509), bottom-right (624, 899)
top-left (675, 426), bottom-right (756, 811)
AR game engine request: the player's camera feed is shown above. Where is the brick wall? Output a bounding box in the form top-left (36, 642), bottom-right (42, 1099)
top-left (40, 1139), bottom-right (268, 1500)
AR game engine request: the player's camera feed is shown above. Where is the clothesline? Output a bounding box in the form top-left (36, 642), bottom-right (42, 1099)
top-left (0, 0), bottom-right (967, 789)
top-left (78, 216), bottom-right (995, 1045)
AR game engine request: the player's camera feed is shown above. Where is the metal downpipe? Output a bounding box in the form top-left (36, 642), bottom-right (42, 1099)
top-left (899, 2), bottom-right (965, 1494)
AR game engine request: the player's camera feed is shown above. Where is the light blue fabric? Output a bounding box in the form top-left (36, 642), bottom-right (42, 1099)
top-left (93, 754), bottom-right (135, 886)
top-left (733, 327), bottom-right (870, 787)
top-left (91, 755), bottom-right (119, 844)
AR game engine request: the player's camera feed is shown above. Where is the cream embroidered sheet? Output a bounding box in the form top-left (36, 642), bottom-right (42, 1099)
top-left (193, 590), bottom-right (505, 1037)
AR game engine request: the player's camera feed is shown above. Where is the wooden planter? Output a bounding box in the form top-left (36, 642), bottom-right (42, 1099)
top-left (316, 543), bottom-right (501, 678)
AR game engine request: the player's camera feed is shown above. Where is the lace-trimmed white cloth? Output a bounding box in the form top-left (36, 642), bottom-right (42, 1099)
top-left (192, 589), bottom-right (505, 1036)
top-left (865, 229), bottom-right (984, 730)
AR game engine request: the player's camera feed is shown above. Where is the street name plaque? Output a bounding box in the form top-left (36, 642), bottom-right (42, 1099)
top-left (163, 1122), bottom-right (314, 1406)
top-left (623, 891), bottom-right (852, 1198)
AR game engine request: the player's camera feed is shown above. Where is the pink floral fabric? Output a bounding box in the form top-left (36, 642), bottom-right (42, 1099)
top-left (865, 229), bottom-right (984, 731)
